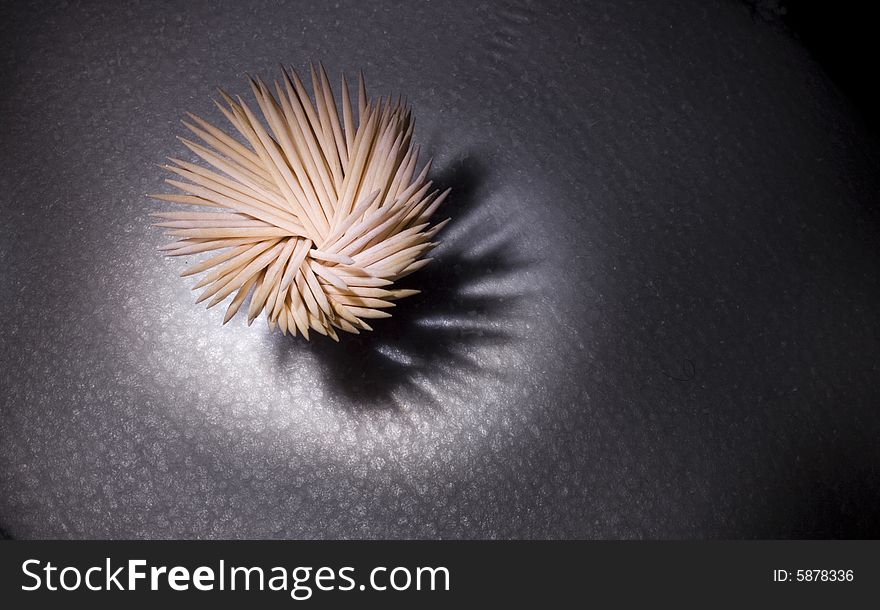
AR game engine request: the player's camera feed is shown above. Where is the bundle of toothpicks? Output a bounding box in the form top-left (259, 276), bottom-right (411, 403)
top-left (151, 65), bottom-right (449, 340)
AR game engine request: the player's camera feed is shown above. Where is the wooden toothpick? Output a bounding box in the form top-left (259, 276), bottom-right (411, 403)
top-left (153, 67), bottom-right (450, 339)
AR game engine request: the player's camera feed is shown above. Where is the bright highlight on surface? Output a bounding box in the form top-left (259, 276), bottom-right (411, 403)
top-left (151, 65), bottom-right (450, 340)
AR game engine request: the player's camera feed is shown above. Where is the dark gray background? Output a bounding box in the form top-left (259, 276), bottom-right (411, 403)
top-left (1, 0), bottom-right (878, 539)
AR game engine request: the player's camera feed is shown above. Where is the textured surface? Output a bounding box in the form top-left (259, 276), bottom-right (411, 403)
top-left (1, 0), bottom-right (879, 539)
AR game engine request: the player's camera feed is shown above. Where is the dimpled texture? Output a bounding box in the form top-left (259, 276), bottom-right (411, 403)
top-left (1, 0), bottom-right (879, 539)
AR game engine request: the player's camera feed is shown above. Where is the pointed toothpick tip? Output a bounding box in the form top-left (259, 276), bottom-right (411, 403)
top-left (150, 64), bottom-right (443, 342)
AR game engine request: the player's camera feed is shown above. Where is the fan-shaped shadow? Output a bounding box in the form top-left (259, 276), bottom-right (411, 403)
top-left (271, 154), bottom-right (531, 411)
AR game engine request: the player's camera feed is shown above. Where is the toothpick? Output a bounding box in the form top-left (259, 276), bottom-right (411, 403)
top-left (151, 68), bottom-right (449, 339)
